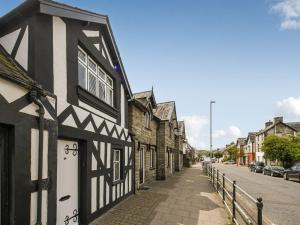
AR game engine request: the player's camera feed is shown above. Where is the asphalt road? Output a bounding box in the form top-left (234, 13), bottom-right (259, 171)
top-left (214, 163), bottom-right (300, 225)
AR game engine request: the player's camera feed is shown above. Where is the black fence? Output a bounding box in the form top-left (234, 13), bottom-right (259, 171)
top-left (205, 164), bottom-right (267, 225)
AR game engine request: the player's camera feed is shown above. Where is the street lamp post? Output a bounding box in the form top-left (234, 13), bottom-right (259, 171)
top-left (210, 100), bottom-right (216, 159)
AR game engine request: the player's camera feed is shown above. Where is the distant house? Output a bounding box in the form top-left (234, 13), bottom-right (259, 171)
top-left (184, 144), bottom-right (196, 166)
top-left (236, 138), bottom-right (247, 165)
top-left (175, 121), bottom-right (186, 171)
top-left (255, 117), bottom-right (299, 162)
top-left (129, 90), bottom-right (159, 190)
top-left (154, 101), bottom-right (178, 179)
top-left (244, 132), bottom-right (257, 165)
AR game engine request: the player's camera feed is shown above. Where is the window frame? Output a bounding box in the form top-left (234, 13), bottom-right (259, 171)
top-left (144, 112), bottom-right (150, 128)
top-left (167, 149), bottom-right (170, 168)
top-left (150, 147), bottom-right (156, 168)
top-left (78, 46), bottom-right (114, 107)
top-left (113, 149), bottom-right (121, 182)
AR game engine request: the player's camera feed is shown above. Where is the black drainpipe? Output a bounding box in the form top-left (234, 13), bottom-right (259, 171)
top-left (30, 89), bottom-right (45, 225)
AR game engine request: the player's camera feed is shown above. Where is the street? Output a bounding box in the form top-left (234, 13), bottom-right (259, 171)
top-left (214, 164), bottom-right (300, 225)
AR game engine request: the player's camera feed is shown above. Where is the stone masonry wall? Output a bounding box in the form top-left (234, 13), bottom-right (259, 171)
top-left (175, 135), bottom-right (183, 172)
top-left (129, 104), bottom-right (158, 190)
top-left (157, 121), bottom-right (166, 180)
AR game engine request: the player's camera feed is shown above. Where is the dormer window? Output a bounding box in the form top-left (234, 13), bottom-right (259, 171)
top-left (144, 112), bottom-right (150, 128)
top-left (78, 47), bottom-right (114, 107)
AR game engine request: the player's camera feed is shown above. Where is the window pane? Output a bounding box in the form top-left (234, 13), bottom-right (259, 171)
top-left (115, 162), bottom-right (120, 180)
top-left (106, 76), bottom-right (113, 87)
top-left (98, 68), bottom-right (106, 81)
top-left (107, 88), bottom-right (113, 106)
top-left (78, 62), bottom-right (86, 88)
top-left (78, 48), bottom-right (86, 63)
top-left (88, 72), bottom-right (97, 95)
top-left (114, 150), bottom-right (120, 161)
top-left (98, 80), bottom-right (106, 101)
top-left (88, 58), bottom-right (97, 73)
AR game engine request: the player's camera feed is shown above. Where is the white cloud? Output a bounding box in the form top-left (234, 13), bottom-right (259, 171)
top-left (181, 114), bottom-right (243, 149)
top-left (181, 115), bottom-right (208, 149)
top-left (276, 96), bottom-right (300, 117)
top-left (213, 129), bottom-right (226, 138)
top-left (228, 126), bottom-right (242, 138)
top-left (271, 0), bottom-right (300, 29)
top-left (213, 126), bottom-right (242, 139)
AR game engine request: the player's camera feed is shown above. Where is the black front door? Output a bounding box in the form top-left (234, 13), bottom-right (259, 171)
top-left (0, 125), bottom-right (9, 225)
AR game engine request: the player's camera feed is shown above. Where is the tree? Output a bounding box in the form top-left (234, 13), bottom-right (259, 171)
top-left (225, 145), bottom-right (239, 160)
top-left (262, 135), bottom-right (300, 167)
top-left (214, 151), bottom-right (223, 159)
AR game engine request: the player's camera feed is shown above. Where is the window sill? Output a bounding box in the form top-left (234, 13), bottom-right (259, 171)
top-left (77, 86), bottom-right (119, 118)
top-left (144, 127), bottom-right (152, 131)
top-left (149, 167), bottom-right (156, 170)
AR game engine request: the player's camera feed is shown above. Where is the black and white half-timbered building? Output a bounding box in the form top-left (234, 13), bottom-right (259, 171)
top-left (0, 1), bottom-right (134, 224)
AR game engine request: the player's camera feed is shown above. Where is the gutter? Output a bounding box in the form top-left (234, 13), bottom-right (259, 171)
top-left (30, 87), bottom-right (45, 225)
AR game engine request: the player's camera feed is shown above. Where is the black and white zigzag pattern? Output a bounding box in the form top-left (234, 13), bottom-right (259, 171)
top-left (58, 105), bottom-right (131, 142)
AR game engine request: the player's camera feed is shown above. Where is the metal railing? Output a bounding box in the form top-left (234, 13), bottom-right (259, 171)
top-left (205, 164), bottom-right (265, 225)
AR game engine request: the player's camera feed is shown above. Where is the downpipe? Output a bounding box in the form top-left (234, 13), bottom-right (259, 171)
top-left (30, 89), bottom-right (45, 225)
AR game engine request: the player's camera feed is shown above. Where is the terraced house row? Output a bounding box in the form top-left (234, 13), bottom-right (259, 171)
top-left (234, 116), bottom-right (300, 165)
top-left (0, 1), bottom-right (189, 225)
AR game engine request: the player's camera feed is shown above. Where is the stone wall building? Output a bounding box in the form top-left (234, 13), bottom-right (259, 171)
top-left (154, 101), bottom-right (178, 180)
top-left (255, 117), bottom-right (300, 162)
top-left (129, 90), bottom-right (159, 190)
top-left (236, 138), bottom-right (247, 165)
top-left (175, 121), bottom-right (186, 171)
top-left (244, 132), bottom-right (257, 165)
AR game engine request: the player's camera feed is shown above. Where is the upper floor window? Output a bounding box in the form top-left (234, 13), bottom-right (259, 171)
top-left (78, 47), bottom-right (114, 107)
top-left (144, 112), bottom-right (150, 128)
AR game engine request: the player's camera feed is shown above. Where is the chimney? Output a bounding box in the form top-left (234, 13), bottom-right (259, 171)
top-left (265, 121), bottom-right (273, 128)
top-left (273, 116), bottom-right (283, 124)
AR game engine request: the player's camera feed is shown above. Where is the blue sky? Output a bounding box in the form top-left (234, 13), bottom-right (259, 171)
top-left (1, 0), bottom-right (300, 149)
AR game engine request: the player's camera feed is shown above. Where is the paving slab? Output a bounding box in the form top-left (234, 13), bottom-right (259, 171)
top-left (90, 164), bottom-right (229, 225)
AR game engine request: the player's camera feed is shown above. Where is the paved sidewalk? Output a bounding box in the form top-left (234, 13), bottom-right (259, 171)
top-left (90, 164), bottom-right (229, 225)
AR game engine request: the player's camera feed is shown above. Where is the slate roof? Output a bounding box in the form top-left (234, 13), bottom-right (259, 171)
top-left (257, 121), bottom-right (298, 135)
top-left (133, 91), bottom-right (152, 100)
top-left (236, 138), bottom-right (247, 146)
top-left (133, 91), bottom-right (152, 108)
top-left (246, 132), bottom-right (257, 142)
top-left (286, 122), bottom-right (300, 132)
top-left (0, 44), bottom-right (35, 89)
top-left (153, 101), bottom-right (175, 121)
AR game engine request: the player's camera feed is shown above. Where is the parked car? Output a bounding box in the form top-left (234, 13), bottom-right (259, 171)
top-left (248, 161), bottom-right (255, 169)
top-left (223, 160), bottom-right (236, 165)
top-left (250, 162), bottom-right (265, 173)
top-left (283, 163), bottom-right (300, 181)
top-left (263, 165), bottom-right (284, 177)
